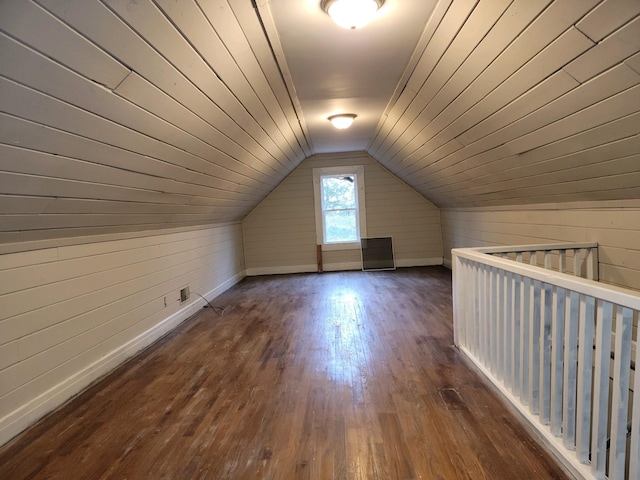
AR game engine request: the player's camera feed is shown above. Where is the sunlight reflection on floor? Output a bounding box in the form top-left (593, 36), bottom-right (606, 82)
top-left (322, 286), bottom-right (371, 398)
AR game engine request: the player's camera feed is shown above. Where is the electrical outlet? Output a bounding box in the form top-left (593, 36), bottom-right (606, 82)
top-left (180, 286), bottom-right (190, 303)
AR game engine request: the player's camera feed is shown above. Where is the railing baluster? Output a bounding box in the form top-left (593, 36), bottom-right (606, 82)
top-left (482, 264), bottom-right (490, 363)
top-left (475, 263), bottom-right (482, 357)
top-left (576, 295), bottom-right (595, 463)
top-left (559, 250), bottom-right (566, 274)
top-left (562, 290), bottom-right (579, 449)
top-left (591, 301), bottom-right (613, 478)
top-left (530, 280), bottom-right (541, 415)
top-left (505, 271), bottom-right (513, 390)
top-left (521, 276), bottom-right (531, 404)
top-left (608, 306), bottom-right (633, 479)
top-left (485, 266), bottom-right (492, 368)
top-left (463, 259), bottom-right (471, 347)
top-left (480, 264), bottom-right (489, 364)
top-left (490, 267), bottom-right (498, 374)
top-left (450, 243), bottom-right (640, 480)
top-left (486, 266), bottom-right (493, 368)
top-left (453, 257), bottom-right (461, 345)
top-left (587, 247), bottom-right (599, 281)
top-left (497, 268), bottom-right (506, 381)
top-left (465, 259), bottom-right (473, 348)
top-left (513, 274), bottom-right (522, 398)
top-left (550, 286), bottom-right (565, 435)
top-left (472, 262), bottom-right (481, 356)
top-left (540, 283), bottom-right (553, 427)
top-left (573, 249), bottom-right (581, 278)
top-left (464, 259), bottom-right (473, 348)
top-left (469, 262), bottom-right (477, 355)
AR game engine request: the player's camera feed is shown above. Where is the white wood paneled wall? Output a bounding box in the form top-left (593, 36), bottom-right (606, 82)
top-left (441, 205), bottom-right (640, 291)
top-left (0, 223), bottom-right (245, 446)
top-left (371, 0), bottom-right (640, 208)
top-left (242, 151), bottom-right (443, 275)
top-left (0, 0), bottom-right (309, 247)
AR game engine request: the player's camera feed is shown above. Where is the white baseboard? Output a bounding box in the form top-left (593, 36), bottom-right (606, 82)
top-left (0, 271), bottom-right (245, 447)
top-left (443, 258), bottom-right (452, 269)
top-left (323, 261), bottom-right (362, 272)
top-left (246, 262), bottom-right (362, 275)
top-left (245, 258), bottom-right (445, 276)
top-left (245, 264), bottom-right (318, 276)
top-left (395, 257), bottom-right (443, 267)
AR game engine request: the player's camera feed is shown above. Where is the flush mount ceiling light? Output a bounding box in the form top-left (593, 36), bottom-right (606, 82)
top-left (321, 0), bottom-right (385, 30)
top-left (328, 113), bottom-right (357, 129)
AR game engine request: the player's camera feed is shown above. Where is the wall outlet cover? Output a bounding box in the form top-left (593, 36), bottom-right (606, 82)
top-left (180, 286), bottom-right (190, 303)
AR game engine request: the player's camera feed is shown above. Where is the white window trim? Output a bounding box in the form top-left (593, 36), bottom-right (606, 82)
top-left (312, 165), bottom-right (366, 251)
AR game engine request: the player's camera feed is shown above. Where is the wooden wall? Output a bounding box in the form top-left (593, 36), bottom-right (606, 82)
top-left (371, 0), bottom-right (640, 209)
top-left (0, 0), bottom-right (309, 247)
top-left (441, 202), bottom-right (640, 291)
top-left (243, 152), bottom-right (443, 274)
top-left (0, 223), bottom-right (245, 446)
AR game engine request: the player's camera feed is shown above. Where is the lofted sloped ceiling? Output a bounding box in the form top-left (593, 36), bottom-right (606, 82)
top-left (0, 0), bottom-right (311, 247)
top-left (364, 0), bottom-right (640, 208)
top-left (0, 0), bottom-right (639, 249)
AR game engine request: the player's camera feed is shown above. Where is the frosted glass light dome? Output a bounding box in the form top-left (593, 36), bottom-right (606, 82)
top-left (328, 114), bottom-right (357, 129)
top-left (322, 0), bottom-right (384, 30)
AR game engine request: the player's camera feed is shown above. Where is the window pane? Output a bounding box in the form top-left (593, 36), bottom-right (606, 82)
top-left (321, 176), bottom-right (356, 210)
top-left (324, 209), bottom-right (358, 243)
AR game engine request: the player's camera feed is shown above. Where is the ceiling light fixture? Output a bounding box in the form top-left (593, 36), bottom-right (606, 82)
top-left (328, 114), bottom-right (357, 129)
top-left (321, 0), bottom-right (385, 30)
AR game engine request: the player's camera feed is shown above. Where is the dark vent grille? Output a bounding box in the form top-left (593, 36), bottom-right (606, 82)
top-left (361, 237), bottom-right (395, 271)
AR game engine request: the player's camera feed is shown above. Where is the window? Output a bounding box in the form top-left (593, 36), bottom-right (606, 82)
top-left (313, 165), bottom-right (366, 250)
top-left (321, 175), bottom-right (358, 242)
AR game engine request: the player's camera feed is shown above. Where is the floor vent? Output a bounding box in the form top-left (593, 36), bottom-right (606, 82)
top-left (361, 237), bottom-right (395, 271)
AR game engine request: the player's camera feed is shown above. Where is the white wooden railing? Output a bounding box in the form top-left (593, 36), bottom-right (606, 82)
top-left (452, 244), bottom-right (639, 480)
top-left (480, 242), bottom-right (599, 281)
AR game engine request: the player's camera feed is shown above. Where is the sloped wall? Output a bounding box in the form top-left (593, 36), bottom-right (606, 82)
top-left (0, 223), bottom-right (245, 446)
top-left (442, 202), bottom-right (640, 291)
top-left (0, 0), bottom-right (308, 245)
top-left (242, 152), bottom-right (443, 274)
top-left (370, 0), bottom-right (640, 209)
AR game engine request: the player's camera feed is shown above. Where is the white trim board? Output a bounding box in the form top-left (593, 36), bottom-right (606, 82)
top-left (323, 261), bottom-right (362, 272)
top-left (0, 272), bottom-right (244, 447)
top-left (245, 264), bottom-right (318, 277)
top-left (245, 258), bottom-right (444, 276)
top-left (396, 257), bottom-right (443, 268)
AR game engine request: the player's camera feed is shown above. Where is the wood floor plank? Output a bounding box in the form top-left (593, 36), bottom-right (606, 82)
top-left (0, 267), bottom-right (570, 479)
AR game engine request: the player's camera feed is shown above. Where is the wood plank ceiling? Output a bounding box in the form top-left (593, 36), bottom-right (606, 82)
top-left (0, 0), bottom-right (311, 245)
top-left (369, 0), bottom-right (640, 208)
top-left (0, 0), bottom-right (639, 246)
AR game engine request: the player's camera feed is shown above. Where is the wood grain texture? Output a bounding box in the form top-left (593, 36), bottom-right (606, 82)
top-left (371, 0), bottom-right (640, 208)
top-left (1, 0), bottom-right (639, 249)
top-left (0, 0), bottom-right (308, 245)
top-left (0, 268), bottom-right (569, 479)
top-left (0, 224), bottom-right (245, 445)
top-left (442, 206), bottom-right (640, 295)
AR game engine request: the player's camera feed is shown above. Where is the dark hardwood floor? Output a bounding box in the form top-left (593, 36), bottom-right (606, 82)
top-left (0, 267), bottom-right (570, 479)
